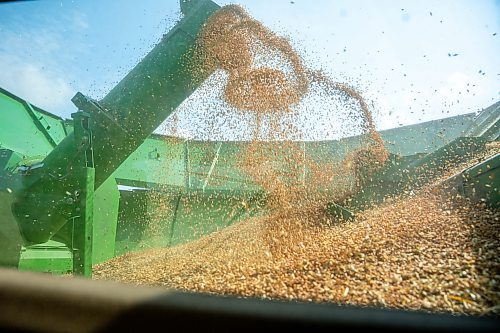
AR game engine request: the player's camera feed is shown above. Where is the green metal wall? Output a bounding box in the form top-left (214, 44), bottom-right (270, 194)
top-left (0, 87), bottom-right (70, 158)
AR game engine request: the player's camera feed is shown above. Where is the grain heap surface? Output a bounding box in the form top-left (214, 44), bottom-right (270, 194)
top-left (95, 181), bottom-right (499, 315)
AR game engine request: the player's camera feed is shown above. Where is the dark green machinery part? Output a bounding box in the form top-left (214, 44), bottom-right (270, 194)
top-left (0, 87), bottom-right (70, 158)
top-left (464, 101), bottom-right (500, 140)
top-left (18, 241), bottom-right (73, 274)
top-left (0, 191), bottom-right (23, 267)
top-left (91, 177), bottom-right (120, 264)
top-left (0, 150), bottom-right (23, 173)
top-left (325, 202), bottom-right (355, 221)
top-left (12, 0), bottom-right (221, 245)
top-left (114, 190), bottom-right (265, 255)
top-left (68, 151), bottom-right (95, 277)
top-left (344, 137), bottom-right (489, 211)
top-left (462, 153), bottom-right (499, 206)
top-left (441, 153), bottom-right (500, 207)
top-left (14, 174), bottom-right (120, 274)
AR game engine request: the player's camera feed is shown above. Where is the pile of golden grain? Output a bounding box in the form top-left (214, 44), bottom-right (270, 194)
top-left (94, 184), bottom-right (499, 315)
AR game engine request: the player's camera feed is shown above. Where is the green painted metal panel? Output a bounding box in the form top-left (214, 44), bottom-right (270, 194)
top-left (72, 167), bottom-right (95, 277)
top-left (0, 191), bottom-right (23, 267)
top-left (114, 189), bottom-right (185, 255)
top-left (0, 88), bottom-right (61, 156)
top-left (115, 189), bottom-right (155, 255)
top-left (92, 176), bottom-right (120, 264)
top-left (111, 113), bottom-right (477, 195)
top-left (113, 136), bottom-right (186, 189)
top-left (18, 240), bottom-right (72, 274)
top-left (169, 192), bottom-right (264, 246)
top-left (30, 105), bottom-right (69, 144)
top-left (186, 140), bottom-right (256, 192)
top-left (345, 137), bottom-right (489, 211)
top-left (463, 153), bottom-right (500, 206)
top-left (113, 137), bottom-right (259, 192)
top-left (379, 113), bottom-right (476, 156)
top-left (464, 101), bottom-right (500, 140)
top-left (114, 189), bottom-right (264, 255)
top-left (0, 149), bottom-right (23, 172)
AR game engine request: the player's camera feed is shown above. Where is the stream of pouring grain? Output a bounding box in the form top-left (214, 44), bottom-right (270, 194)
top-left (194, 5), bottom-right (388, 208)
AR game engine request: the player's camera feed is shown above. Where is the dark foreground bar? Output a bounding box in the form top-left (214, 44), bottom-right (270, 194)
top-left (0, 269), bottom-right (497, 332)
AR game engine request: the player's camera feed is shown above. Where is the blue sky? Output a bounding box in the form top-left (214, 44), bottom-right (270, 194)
top-left (0, 0), bottom-right (498, 140)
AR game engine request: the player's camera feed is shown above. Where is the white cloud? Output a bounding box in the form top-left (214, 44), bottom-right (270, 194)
top-left (32, 30), bottom-right (62, 54)
top-left (439, 72), bottom-right (483, 100)
top-left (0, 25), bottom-right (78, 117)
top-left (73, 12), bottom-right (89, 31)
top-left (0, 54), bottom-right (75, 116)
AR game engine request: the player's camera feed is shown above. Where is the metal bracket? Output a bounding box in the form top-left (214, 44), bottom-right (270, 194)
top-left (22, 101), bottom-right (58, 148)
top-left (72, 111), bottom-right (94, 168)
top-left (70, 167), bottom-right (95, 277)
top-left (325, 202), bottom-right (355, 222)
top-left (72, 92), bottom-right (129, 136)
top-left (70, 111), bottom-right (96, 277)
